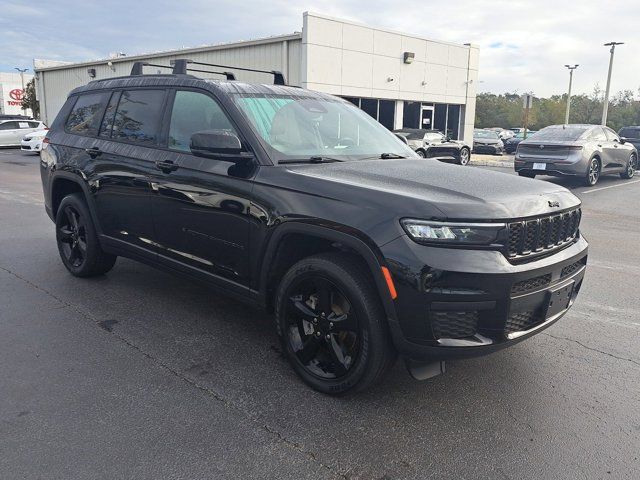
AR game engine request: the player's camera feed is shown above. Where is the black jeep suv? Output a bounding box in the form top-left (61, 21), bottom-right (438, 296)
top-left (40, 62), bottom-right (588, 395)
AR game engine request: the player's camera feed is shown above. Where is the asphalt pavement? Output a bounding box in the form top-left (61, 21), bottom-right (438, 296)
top-left (1, 148), bottom-right (638, 479)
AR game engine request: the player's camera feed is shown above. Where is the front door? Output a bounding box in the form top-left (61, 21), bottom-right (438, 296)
top-left (150, 89), bottom-right (253, 285)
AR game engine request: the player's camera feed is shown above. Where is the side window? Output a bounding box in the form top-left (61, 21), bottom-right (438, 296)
top-left (18, 122), bottom-right (31, 129)
top-left (604, 128), bottom-right (619, 142)
top-left (589, 127), bottom-right (607, 142)
top-left (425, 133), bottom-right (443, 143)
top-left (28, 121), bottom-right (40, 128)
top-left (0, 121), bottom-right (18, 130)
top-left (65, 92), bottom-right (110, 136)
top-left (168, 90), bottom-right (237, 152)
top-left (99, 91), bottom-right (121, 138)
top-left (111, 89), bottom-right (165, 144)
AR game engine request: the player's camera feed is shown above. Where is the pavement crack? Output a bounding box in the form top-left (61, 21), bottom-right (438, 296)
top-left (0, 264), bottom-right (345, 479)
top-left (542, 332), bottom-right (640, 367)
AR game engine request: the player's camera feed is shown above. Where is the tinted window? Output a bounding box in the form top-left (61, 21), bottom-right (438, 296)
top-left (619, 127), bottom-right (640, 139)
top-left (425, 132), bottom-right (443, 142)
top-left (168, 90), bottom-right (236, 151)
top-left (534, 126), bottom-right (589, 141)
top-left (0, 121), bottom-right (18, 130)
top-left (28, 121), bottom-right (40, 128)
top-left (65, 93), bottom-right (110, 135)
top-left (112, 89), bottom-right (165, 144)
top-left (99, 91), bottom-right (121, 138)
top-left (604, 127), bottom-right (619, 141)
top-left (588, 127), bottom-right (607, 141)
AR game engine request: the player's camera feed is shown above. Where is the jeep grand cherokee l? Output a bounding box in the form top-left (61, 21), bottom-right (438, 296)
top-left (39, 63), bottom-right (588, 395)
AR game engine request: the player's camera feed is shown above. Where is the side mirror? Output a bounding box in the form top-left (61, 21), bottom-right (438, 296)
top-left (443, 136), bottom-right (451, 143)
top-left (619, 137), bottom-right (627, 144)
top-left (395, 133), bottom-right (409, 145)
top-left (190, 130), bottom-right (253, 163)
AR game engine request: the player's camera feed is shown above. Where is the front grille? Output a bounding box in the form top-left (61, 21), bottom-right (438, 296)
top-left (511, 274), bottom-right (552, 295)
top-left (505, 310), bottom-right (544, 334)
top-left (561, 260), bottom-right (585, 278)
top-left (507, 208), bottom-right (581, 260)
top-left (431, 311), bottom-right (478, 339)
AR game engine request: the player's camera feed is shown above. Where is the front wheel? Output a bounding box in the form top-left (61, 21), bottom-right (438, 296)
top-left (416, 149), bottom-right (426, 158)
top-left (585, 157), bottom-right (601, 186)
top-left (275, 253), bottom-right (396, 395)
top-left (55, 193), bottom-right (117, 277)
top-left (458, 147), bottom-right (471, 166)
top-left (621, 153), bottom-right (636, 179)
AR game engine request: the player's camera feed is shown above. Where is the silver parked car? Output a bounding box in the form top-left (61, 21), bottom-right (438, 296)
top-left (515, 124), bottom-right (637, 186)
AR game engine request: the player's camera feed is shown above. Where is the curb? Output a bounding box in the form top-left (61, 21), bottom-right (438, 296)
top-left (470, 154), bottom-right (514, 168)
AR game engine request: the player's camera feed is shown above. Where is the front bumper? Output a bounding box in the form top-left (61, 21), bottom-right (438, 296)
top-left (381, 234), bottom-right (588, 361)
top-left (21, 139), bottom-right (42, 152)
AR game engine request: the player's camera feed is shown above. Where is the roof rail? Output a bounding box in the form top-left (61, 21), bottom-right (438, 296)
top-left (170, 59), bottom-right (236, 80)
top-left (130, 61), bottom-right (173, 75)
top-left (171, 58), bottom-right (287, 85)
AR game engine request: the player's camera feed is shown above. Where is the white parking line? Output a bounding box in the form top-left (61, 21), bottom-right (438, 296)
top-left (581, 179), bottom-right (640, 194)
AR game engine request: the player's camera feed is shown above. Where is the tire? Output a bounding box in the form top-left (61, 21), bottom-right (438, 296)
top-left (518, 171), bottom-right (536, 178)
top-left (584, 157), bottom-right (601, 186)
top-left (275, 253), bottom-right (396, 395)
top-left (416, 149), bottom-right (426, 158)
top-left (458, 147), bottom-right (471, 166)
top-left (55, 193), bottom-right (117, 277)
top-left (621, 153), bottom-right (636, 179)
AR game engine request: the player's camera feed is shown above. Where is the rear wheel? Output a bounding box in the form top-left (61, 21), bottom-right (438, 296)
top-left (55, 193), bottom-right (116, 277)
top-left (621, 153), bottom-right (636, 179)
top-left (585, 157), bottom-right (601, 186)
top-left (458, 147), bottom-right (470, 166)
top-left (275, 253), bottom-right (395, 395)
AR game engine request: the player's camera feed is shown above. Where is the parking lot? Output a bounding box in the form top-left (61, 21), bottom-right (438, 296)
top-left (1, 148), bottom-right (638, 479)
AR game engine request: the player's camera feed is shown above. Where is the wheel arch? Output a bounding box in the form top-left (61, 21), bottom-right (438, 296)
top-left (50, 172), bottom-right (103, 236)
top-left (258, 222), bottom-right (398, 323)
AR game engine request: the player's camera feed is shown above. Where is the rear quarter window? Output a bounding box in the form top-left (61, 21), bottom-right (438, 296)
top-left (65, 92), bottom-right (110, 136)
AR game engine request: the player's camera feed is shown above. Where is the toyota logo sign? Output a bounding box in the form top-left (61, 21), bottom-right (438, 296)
top-left (9, 89), bottom-right (24, 101)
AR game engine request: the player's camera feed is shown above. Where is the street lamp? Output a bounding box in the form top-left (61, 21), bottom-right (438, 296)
top-left (601, 42), bottom-right (624, 126)
top-left (564, 64), bottom-right (578, 124)
top-left (14, 67), bottom-right (28, 115)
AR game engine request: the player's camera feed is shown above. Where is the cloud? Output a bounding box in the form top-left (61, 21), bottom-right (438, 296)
top-left (1, 0), bottom-right (637, 97)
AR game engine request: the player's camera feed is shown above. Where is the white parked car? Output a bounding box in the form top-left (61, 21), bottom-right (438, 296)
top-left (21, 129), bottom-right (48, 153)
top-left (0, 119), bottom-right (47, 147)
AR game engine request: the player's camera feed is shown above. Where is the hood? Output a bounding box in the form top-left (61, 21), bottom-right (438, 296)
top-left (286, 159), bottom-right (580, 220)
top-left (474, 138), bottom-right (502, 145)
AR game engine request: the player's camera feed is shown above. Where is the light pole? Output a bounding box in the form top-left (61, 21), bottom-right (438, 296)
top-left (601, 42), bottom-right (624, 126)
top-left (564, 64), bottom-right (578, 124)
top-left (14, 67), bottom-right (28, 115)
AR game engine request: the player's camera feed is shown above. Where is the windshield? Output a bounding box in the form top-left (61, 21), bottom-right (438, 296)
top-left (619, 128), bottom-right (640, 139)
top-left (533, 126), bottom-right (589, 141)
top-left (396, 129), bottom-right (428, 140)
top-left (233, 93), bottom-right (416, 162)
top-left (474, 130), bottom-right (499, 139)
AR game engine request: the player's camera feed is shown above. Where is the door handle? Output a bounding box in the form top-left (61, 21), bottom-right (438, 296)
top-left (85, 147), bottom-right (102, 158)
top-left (155, 160), bottom-right (179, 173)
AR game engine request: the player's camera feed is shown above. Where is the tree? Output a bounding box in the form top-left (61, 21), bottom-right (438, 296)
top-left (21, 78), bottom-right (40, 119)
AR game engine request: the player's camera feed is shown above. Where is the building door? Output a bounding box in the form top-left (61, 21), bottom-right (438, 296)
top-left (420, 106), bottom-right (434, 129)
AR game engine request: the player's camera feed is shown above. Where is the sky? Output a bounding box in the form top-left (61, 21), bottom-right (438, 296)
top-left (1, 0), bottom-right (637, 98)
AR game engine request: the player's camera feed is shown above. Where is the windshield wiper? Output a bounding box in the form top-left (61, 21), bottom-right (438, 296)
top-left (279, 156), bottom-right (344, 165)
top-left (360, 153), bottom-right (407, 160)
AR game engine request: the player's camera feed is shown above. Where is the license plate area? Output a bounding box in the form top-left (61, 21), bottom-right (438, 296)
top-left (533, 162), bottom-right (547, 170)
top-left (545, 281), bottom-right (574, 319)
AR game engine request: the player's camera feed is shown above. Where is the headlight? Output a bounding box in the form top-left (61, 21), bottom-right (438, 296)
top-left (401, 219), bottom-right (506, 245)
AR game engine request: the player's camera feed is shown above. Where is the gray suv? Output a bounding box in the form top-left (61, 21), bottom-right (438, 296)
top-left (515, 124), bottom-right (637, 186)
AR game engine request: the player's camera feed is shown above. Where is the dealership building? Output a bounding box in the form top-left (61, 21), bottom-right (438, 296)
top-left (0, 71), bottom-right (34, 117)
top-left (34, 12), bottom-right (479, 141)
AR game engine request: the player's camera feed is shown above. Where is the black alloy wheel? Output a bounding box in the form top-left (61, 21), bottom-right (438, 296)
top-left (275, 253), bottom-right (395, 395)
top-left (459, 148), bottom-right (470, 166)
top-left (416, 149), bottom-right (426, 158)
top-left (55, 193), bottom-right (117, 277)
top-left (284, 276), bottom-right (359, 379)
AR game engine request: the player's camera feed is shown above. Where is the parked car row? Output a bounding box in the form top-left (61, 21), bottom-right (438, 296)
top-left (504, 130), bottom-right (537, 153)
top-left (393, 129), bottom-right (471, 165)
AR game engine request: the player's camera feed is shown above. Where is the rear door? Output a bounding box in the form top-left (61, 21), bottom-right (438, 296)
top-left (0, 121), bottom-right (20, 145)
top-left (88, 88), bottom-right (168, 256)
top-left (590, 127), bottom-right (616, 170)
top-left (150, 88), bottom-right (253, 285)
top-left (604, 127), bottom-right (628, 170)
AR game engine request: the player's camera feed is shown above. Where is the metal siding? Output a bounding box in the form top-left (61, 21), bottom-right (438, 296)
top-left (38, 38), bottom-right (302, 125)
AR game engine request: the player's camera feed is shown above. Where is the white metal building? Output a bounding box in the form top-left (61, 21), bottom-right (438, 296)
top-left (35, 12), bottom-right (479, 141)
top-left (0, 71), bottom-right (34, 116)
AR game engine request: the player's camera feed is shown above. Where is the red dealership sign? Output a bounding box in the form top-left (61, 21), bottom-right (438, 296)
top-left (9, 88), bottom-right (23, 101)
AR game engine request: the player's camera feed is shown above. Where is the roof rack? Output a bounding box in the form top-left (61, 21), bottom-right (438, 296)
top-left (130, 61), bottom-right (173, 75)
top-left (130, 60), bottom-right (235, 80)
top-left (171, 58), bottom-right (287, 85)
